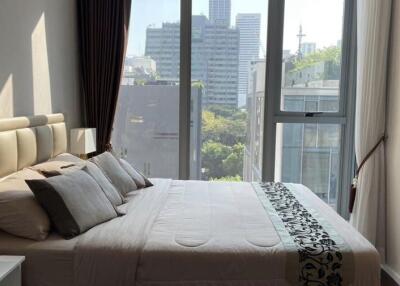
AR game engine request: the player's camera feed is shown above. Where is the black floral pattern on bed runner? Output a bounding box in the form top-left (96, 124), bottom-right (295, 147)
top-left (260, 182), bottom-right (343, 286)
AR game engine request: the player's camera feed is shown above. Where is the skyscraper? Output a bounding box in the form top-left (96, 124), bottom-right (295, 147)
top-left (145, 23), bottom-right (180, 79)
top-left (209, 0), bottom-right (231, 27)
top-left (236, 13), bottom-right (261, 107)
top-left (203, 24), bottom-right (239, 106)
top-left (145, 16), bottom-right (239, 107)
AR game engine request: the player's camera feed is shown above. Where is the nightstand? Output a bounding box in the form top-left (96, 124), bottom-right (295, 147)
top-left (0, 256), bottom-right (24, 286)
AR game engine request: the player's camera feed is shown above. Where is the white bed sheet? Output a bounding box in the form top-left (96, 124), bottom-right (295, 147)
top-left (0, 231), bottom-right (77, 286)
top-left (0, 179), bottom-right (380, 286)
top-left (134, 180), bottom-right (380, 286)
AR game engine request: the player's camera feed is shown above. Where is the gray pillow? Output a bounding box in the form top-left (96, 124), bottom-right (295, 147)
top-left (90, 152), bottom-right (137, 196)
top-left (119, 159), bottom-right (153, 189)
top-left (26, 170), bottom-right (117, 239)
top-left (119, 159), bottom-right (146, 188)
top-left (83, 162), bottom-right (124, 206)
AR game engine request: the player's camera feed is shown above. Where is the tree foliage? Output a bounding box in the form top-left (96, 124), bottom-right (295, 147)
top-left (211, 175), bottom-right (242, 182)
top-left (202, 106), bottom-right (246, 146)
top-left (201, 106), bottom-right (247, 181)
top-left (292, 46), bottom-right (341, 73)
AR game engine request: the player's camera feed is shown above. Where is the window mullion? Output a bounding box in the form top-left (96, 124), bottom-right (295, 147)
top-left (262, 0), bottom-right (285, 182)
top-left (179, 0), bottom-right (192, 180)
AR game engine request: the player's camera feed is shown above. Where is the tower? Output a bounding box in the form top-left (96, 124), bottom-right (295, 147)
top-left (296, 25), bottom-right (306, 59)
top-left (209, 0), bottom-right (231, 27)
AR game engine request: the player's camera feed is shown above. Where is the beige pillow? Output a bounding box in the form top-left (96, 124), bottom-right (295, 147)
top-left (49, 153), bottom-right (85, 164)
top-left (0, 169), bottom-right (50, 240)
top-left (30, 159), bottom-right (85, 175)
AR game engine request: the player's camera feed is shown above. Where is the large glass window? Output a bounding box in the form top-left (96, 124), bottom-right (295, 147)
top-left (111, 0), bottom-right (355, 213)
top-left (112, 0), bottom-right (181, 179)
top-left (191, 0), bottom-right (268, 182)
top-left (268, 0), bottom-right (351, 211)
top-left (280, 0), bottom-right (344, 113)
top-left (276, 123), bottom-right (340, 207)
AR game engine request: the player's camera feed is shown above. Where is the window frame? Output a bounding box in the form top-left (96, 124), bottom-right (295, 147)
top-left (261, 0), bottom-right (357, 218)
top-left (179, 0), bottom-right (192, 180)
top-left (178, 0), bottom-right (357, 217)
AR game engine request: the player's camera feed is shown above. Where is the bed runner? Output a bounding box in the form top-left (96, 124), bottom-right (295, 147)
top-left (254, 182), bottom-right (351, 286)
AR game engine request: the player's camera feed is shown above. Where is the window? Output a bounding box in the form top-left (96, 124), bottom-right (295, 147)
top-left (112, 0), bottom-right (182, 179)
top-left (112, 0), bottom-right (356, 215)
top-left (191, 0), bottom-right (268, 182)
top-left (277, 123), bottom-right (341, 207)
top-left (264, 0), bottom-right (356, 212)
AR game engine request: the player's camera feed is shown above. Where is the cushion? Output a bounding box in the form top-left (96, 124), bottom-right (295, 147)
top-left (30, 159), bottom-right (85, 175)
top-left (83, 162), bottom-right (124, 206)
top-left (26, 170), bottom-right (117, 239)
top-left (16, 128), bottom-right (38, 170)
top-left (90, 152), bottom-right (137, 196)
top-left (50, 153), bottom-right (85, 164)
top-left (0, 169), bottom-right (50, 240)
top-left (119, 159), bottom-right (153, 188)
top-left (0, 130), bottom-right (18, 177)
top-left (35, 125), bottom-right (53, 163)
top-left (51, 123), bottom-right (68, 157)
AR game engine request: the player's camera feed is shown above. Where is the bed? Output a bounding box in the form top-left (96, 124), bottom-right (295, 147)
top-left (0, 114), bottom-right (380, 286)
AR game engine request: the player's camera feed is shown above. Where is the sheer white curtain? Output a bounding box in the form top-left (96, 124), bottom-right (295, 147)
top-left (350, 0), bottom-right (392, 261)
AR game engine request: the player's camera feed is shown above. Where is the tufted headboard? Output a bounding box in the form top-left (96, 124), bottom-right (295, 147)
top-left (0, 114), bottom-right (68, 178)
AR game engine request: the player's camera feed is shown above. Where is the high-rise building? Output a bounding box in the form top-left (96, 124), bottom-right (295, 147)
top-left (145, 23), bottom-right (180, 79)
top-left (203, 24), bottom-right (239, 106)
top-left (209, 0), bottom-right (231, 27)
top-left (236, 13), bottom-right (261, 107)
top-left (145, 16), bottom-right (239, 107)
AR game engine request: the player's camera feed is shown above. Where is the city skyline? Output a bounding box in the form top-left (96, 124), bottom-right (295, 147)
top-left (127, 0), bottom-right (343, 57)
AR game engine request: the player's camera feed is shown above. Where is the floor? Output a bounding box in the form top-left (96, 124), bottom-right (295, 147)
top-left (382, 270), bottom-right (398, 286)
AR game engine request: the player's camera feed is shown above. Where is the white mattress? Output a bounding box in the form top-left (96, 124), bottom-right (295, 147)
top-left (0, 231), bottom-right (77, 286)
top-left (0, 179), bottom-right (380, 286)
top-left (134, 181), bottom-right (380, 286)
top-left (137, 181), bottom-right (287, 284)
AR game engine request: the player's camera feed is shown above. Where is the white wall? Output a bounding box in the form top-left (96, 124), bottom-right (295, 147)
top-left (0, 0), bottom-right (81, 128)
top-left (385, 0), bottom-right (400, 282)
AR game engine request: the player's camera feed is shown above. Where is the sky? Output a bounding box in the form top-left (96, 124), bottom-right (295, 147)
top-left (126, 0), bottom-right (344, 57)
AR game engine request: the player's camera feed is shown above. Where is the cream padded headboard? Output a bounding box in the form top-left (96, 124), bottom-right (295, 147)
top-left (0, 114), bottom-right (67, 178)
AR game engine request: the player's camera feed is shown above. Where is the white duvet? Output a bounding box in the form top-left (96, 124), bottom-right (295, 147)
top-left (74, 179), bottom-right (380, 286)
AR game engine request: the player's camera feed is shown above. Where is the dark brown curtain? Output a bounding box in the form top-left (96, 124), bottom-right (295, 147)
top-left (77, 0), bottom-right (132, 153)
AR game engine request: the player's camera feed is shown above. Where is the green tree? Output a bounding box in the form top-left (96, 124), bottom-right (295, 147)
top-left (202, 107), bottom-right (246, 146)
top-left (222, 143), bottom-right (244, 176)
top-left (192, 81), bottom-right (205, 89)
top-left (211, 175), bottom-right (242, 182)
top-left (201, 141), bottom-right (231, 179)
top-left (201, 106), bottom-right (247, 181)
top-left (292, 46), bottom-right (341, 72)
